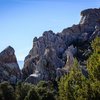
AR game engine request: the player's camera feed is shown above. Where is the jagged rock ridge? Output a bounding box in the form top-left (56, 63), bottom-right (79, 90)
top-left (22, 8), bottom-right (100, 84)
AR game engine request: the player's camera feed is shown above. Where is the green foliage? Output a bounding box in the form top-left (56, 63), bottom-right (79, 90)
top-left (58, 75), bottom-right (68, 100)
top-left (37, 81), bottom-right (49, 88)
top-left (41, 91), bottom-right (55, 100)
top-left (24, 87), bottom-right (40, 100)
top-left (87, 37), bottom-right (100, 81)
top-left (37, 81), bottom-right (56, 100)
top-left (15, 82), bottom-right (34, 100)
top-left (59, 59), bottom-right (88, 100)
top-left (15, 81), bottom-right (56, 100)
top-left (37, 81), bottom-right (54, 91)
top-left (91, 36), bottom-right (100, 53)
top-left (87, 53), bottom-right (100, 81)
top-left (86, 37), bottom-right (100, 99)
top-left (58, 37), bottom-right (100, 100)
top-left (0, 81), bottom-right (15, 100)
top-left (91, 81), bottom-right (100, 99)
top-left (0, 37), bottom-right (100, 100)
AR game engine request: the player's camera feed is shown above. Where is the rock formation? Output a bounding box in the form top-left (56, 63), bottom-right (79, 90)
top-left (22, 8), bottom-right (100, 83)
top-left (0, 46), bottom-right (21, 84)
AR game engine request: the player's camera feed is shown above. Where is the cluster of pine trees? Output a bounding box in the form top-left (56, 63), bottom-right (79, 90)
top-left (59, 37), bottom-right (100, 100)
top-left (0, 81), bottom-right (56, 100)
top-left (0, 37), bottom-right (100, 100)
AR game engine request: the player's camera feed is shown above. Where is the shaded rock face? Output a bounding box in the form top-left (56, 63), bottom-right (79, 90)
top-left (23, 8), bottom-right (100, 83)
top-left (0, 46), bottom-right (21, 84)
top-left (90, 20), bottom-right (100, 40)
top-left (79, 8), bottom-right (100, 33)
top-left (22, 57), bottom-right (36, 79)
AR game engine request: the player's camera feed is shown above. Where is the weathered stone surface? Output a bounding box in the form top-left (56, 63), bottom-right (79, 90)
top-left (78, 32), bottom-right (90, 43)
top-left (22, 30), bottom-right (66, 79)
top-left (90, 20), bottom-right (100, 40)
top-left (0, 46), bottom-right (21, 84)
top-left (61, 25), bottom-right (81, 46)
top-left (0, 46), bottom-right (17, 63)
top-left (25, 72), bottom-right (41, 84)
top-left (56, 68), bottom-right (68, 80)
top-left (22, 57), bottom-right (37, 79)
top-left (80, 8), bottom-right (100, 33)
top-left (36, 47), bottom-right (64, 80)
top-left (63, 45), bottom-right (77, 71)
top-left (29, 30), bottom-right (66, 58)
top-left (22, 8), bottom-right (100, 83)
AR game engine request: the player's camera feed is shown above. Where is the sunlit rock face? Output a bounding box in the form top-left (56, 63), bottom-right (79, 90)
top-left (0, 46), bottom-right (21, 84)
top-left (22, 8), bottom-right (100, 83)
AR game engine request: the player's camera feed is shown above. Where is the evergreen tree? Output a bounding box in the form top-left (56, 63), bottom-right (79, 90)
top-left (87, 37), bottom-right (100, 81)
top-left (86, 37), bottom-right (100, 99)
top-left (91, 36), bottom-right (100, 54)
top-left (24, 87), bottom-right (40, 100)
top-left (58, 75), bottom-right (68, 100)
top-left (0, 81), bottom-right (15, 100)
top-left (59, 59), bottom-right (88, 100)
top-left (15, 82), bottom-right (34, 100)
top-left (37, 81), bottom-right (56, 100)
top-left (58, 37), bottom-right (100, 100)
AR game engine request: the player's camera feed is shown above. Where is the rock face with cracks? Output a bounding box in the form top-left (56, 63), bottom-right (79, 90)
top-left (22, 8), bottom-right (100, 84)
top-left (0, 46), bottom-right (21, 84)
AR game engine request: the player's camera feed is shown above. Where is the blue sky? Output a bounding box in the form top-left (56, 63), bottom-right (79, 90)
top-left (0, 0), bottom-right (100, 61)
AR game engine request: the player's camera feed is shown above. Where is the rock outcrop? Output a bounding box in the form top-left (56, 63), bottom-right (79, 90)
top-left (22, 8), bottom-right (100, 83)
top-left (80, 8), bottom-right (100, 33)
top-left (0, 46), bottom-right (21, 84)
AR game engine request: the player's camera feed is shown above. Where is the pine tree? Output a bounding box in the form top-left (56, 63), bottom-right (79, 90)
top-left (58, 75), bottom-right (68, 100)
top-left (24, 87), bottom-right (40, 100)
top-left (91, 36), bottom-right (100, 54)
top-left (37, 81), bottom-right (56, 100)
top-left (87, 37), bottom-right (100, 81)
top-left (0, 81), bottom-right (15, 100)
top-left (86, 37), bottom-right (100, 99)
top-left (58, 59), bottom-right (88, 100)
top-left (15, 82), bottom-right (34, 100)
